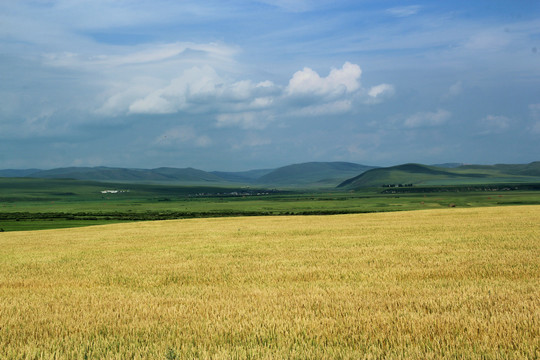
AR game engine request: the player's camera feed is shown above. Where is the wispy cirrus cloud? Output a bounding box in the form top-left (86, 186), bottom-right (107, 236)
top-left (43, 42), bottom-right (238, 69)
top-left (386, 5), bottom-right (421, 18)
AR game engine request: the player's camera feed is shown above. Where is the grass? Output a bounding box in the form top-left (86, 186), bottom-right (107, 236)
top-left (2, 175), bottom-right (540, 231)
top-left (1, 205), bottom-right (538, 359)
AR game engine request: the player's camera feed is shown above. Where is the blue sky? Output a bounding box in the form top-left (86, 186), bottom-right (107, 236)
top-left (1, 0), bottom-right (539, 170)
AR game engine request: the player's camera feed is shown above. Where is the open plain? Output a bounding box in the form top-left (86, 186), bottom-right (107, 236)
top-left (1, 205), bottom-right (538, 359)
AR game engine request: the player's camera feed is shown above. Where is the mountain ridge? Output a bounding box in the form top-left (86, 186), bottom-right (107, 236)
top-left (0, 162), bottom-right (376, 187)
top-left (2, 161), bottom-right (539, 188)
top-left (338, 162), bottom-right (540, 189)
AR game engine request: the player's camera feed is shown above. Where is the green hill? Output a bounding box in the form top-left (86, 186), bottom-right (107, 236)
top-left (2, 163), bottom-right (378, 187)
top-left (25, 167), bottom-right (226, 183)
top-left (211, 169), bottom-right (274, 183)
top-left (256, 162), bottom-right (376, 187)
top-left (0, 169), bottom-right (41, 177)
top-left (338, 162), bottom-right (540, 189)
top-left (458, 161), bottom-right (540, 177)
top-left (151, 167), bottom-right (226, 182)
top-left (0, 177), bottom-right (265, 203)
top-left (3, 161), bottom-right (539, 188)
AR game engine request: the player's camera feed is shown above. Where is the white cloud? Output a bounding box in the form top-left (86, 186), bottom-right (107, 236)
top-left (40, 40), bottom-right (242, 118)
top-left (154, 126), bottom-right (212, 147)
top-left (386, 6), bottom-right (421, 17)
top-left (100, 61), bottom-right (389, 127)
top-left (128, 66), bottom-right (224, 114)
top-left (284, 62), bottom-right (393, 115)
top-left (97, 83), bottom-right (158, 116)
top-left (404, 109), bottom-right (451, 128)
top-left (250, 97), bottom-right (274, 108)
top-left (216, 111), bottom-right (273, 130)
top-left (256, 0), bottom-right (325, 13)
top-left (129, 93), bottom-right (178, 115)
top-left (366, 83), bottom-right (395, 103)
top-left (447, 81), bottom-right (463, 98)
top-left (464, 30), bottom-right (511, 52)
top-left (479, 114), bottom-right (511, 134)
top-left (292, 100), bottom-right (352, 117)
top-left (125, 66), bottom-right (282, 117)
top-left (256, 80), bottom-right (275, 88)
top-left (44, 42), bottom-right (238, 69)
top-left (368, 84), bottom-right (394, 98)
top-left (88, 58), bottom-right (395, 135)
top-left (286, 62), bottom-right (362, 97)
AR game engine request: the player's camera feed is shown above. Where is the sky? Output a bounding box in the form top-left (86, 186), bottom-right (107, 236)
top-left (1, 0), bottom-right (539, 171)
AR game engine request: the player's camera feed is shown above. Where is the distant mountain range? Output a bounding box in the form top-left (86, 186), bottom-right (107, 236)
top-left (0, 162), bottom-right (377, 187)
top-left (1, 161), bottom-right (539, 188)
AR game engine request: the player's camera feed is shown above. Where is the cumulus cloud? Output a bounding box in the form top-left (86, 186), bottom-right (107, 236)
top-left (97, 84), bottom-right (158, 116)
top-left (127, 68), bottom-right (277, 115)
top-left (404, 109), bottom-right (451, 128)
top-left (123, 67), bottom-right (283, 117)
top-left (128, 66), bottom-right (223, 114)
top-left (99, 61), bottom-right (391, 127)
top-left (286, 62), bottom-right (362, 97)
top-left (280, 62), bottom-right (393, 116)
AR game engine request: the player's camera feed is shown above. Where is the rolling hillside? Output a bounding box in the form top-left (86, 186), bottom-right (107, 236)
top-left (255, 162), bottom-right (376, 186)
top-left (0, 169), bottom-right (41, 177)
top-left (211, 169), bottom-right (274, 183)
top-left (2, 161), bottom-right (539, 188)
top-left (0, 162), bottom-right (376, 187)
top-left (338, 162), bottom-right (540, 189)
top-left (457, 161), bottom-right (540, 177)
top-left (23, 167), bottom-right (225, 183)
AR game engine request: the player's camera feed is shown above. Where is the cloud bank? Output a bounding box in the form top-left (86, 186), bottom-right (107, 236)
top-left (2, 0), bottom-right (539, 169)
top-left (95, 60), bottom-right (392, 129)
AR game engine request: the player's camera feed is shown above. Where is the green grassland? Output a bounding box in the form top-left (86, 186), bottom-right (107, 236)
top-left (1, 177), bottom-right (540, 231)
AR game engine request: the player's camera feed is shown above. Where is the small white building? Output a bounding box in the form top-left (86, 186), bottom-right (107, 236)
top-left (101, 190), bottom-right (119, 194)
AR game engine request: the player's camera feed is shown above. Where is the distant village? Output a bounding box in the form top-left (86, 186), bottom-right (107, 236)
top-left (188, 190), bottom-right (277, 197)
top-left (100, 189), bottom-right (277, 197)
top-left (381, 184), bottom-right (414, 188)
top-left (100, 190), bottom-right (130, 194)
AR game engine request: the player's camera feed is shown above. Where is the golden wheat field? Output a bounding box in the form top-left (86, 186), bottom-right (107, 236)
top-left (1, 206), bottom-right (539, 359)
